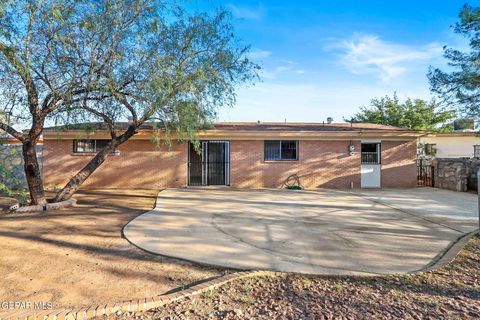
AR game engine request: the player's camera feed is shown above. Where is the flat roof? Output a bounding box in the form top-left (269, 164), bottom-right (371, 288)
top-left (43, 121), bottom-right (422, 140)
top-left (44, 121), bottom-right (412, 132)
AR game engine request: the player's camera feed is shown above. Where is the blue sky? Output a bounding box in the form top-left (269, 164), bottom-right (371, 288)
top-left (190, 0), bottom-right (477, 123)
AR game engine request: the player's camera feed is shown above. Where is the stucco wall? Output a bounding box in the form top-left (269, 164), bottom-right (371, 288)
top-left (420, 136), bottom-right (480, 158)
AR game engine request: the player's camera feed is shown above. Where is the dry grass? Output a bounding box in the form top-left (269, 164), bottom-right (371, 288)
top-left (0, 189), bottom-right (219, 312)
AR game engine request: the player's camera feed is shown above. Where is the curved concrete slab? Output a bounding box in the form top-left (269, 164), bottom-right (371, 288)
top-left (124, 188), bottom-right (478, 275)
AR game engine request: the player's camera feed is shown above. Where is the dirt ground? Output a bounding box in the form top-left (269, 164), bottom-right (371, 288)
top-left (0, 195), bottom-right (17, 211)
top-left (0, 189), bottom-right (219, 313)
top-left (128, 235), bottom-right (480, 320)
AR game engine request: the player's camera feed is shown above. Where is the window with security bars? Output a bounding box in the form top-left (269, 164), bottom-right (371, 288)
top-left (361, 143), bottom-right (381, 164)
top-left (264, 140), bottom-right (298, 161)
top-left (424, 143), bottom-right (436, 156)
top-left (73, 139), bottom-right (111, 153)
top-left (474, 145), bottom-right (480, 158)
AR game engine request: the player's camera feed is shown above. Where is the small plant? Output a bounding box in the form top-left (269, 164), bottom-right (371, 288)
top-left (17, 189), bottom-right (29, 205)
top-left (242, 283), bottom-right (252, 293)
top-left (202, 289), bottom-right (214, 300)
top-left (239, 294), bottom-right (251, 304)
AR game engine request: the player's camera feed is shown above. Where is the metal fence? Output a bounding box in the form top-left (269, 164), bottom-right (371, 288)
top-left (417, 160), bottom-right (434, 187)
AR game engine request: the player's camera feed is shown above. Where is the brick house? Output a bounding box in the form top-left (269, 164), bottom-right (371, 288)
top-left (42, 122), bottom-right (419, 189)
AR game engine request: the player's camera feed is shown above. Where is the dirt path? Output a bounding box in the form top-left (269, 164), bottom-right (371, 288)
top-left (0, 189), bottom-right (219, 313)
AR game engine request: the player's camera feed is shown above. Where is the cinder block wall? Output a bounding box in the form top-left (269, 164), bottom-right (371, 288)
top-left (43, 139), bottom-right (188, 189)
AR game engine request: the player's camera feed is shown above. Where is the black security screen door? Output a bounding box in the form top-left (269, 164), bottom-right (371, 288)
top-left (188, 141), bottom-right (230, 186)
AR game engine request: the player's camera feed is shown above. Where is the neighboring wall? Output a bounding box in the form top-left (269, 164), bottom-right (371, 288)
top-left (43, 138), bottom-right (417, 190)
top-left (420, 136), bottom-right (480, 158)
top-left (43, 139), bottom-right (187, 189)
top-left (434, 158), bottom-right (480, 192)
top-left (230, 140), bottom-right (417, 189)
top-left (0, 144), bottom-right (43, 189)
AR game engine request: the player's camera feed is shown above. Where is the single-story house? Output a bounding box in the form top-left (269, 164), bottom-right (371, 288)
top-left (419, 132), bottom-right (480, 159)
top-left (42, 122), bottom-right (420, 190)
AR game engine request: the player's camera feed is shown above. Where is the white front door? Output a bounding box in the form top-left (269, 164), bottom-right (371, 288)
top-left (361, 164), bottom-right (381, 188)
top-left (360, 142), bottom-right (381, 188)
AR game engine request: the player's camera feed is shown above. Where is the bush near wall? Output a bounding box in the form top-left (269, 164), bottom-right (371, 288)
top-left (0, 145), bottom-right (43, 189)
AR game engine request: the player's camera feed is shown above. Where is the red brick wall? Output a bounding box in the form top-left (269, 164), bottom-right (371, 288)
top-left (380, 140), bottom-right (417, 188)
top-left (43, 138), bottom-right (417, 190)
top-left (43, 139), bottom-right (188, 189)
top-left (230, 140), bottom-right (362, 189)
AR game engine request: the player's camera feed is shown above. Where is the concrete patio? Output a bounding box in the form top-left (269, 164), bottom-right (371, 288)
top-left (124, 188), bottom-right (478, 275)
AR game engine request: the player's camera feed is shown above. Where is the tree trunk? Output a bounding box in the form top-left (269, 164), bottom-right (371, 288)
top-left (54, 142), bottom-right (118, 202)
top-left (54, 125), bottom-right (138, 202)
top-left (22, 140), bottom-right (46, 205)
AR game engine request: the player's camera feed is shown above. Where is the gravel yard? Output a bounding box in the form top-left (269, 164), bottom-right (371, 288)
top-left (0, 189), bottom-right (218, 315)
top-left (124, 235), bottom-right (480, 320)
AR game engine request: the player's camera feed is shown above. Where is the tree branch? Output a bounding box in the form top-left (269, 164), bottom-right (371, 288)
top-left (0, 121), bottom-right (24, 141)
top-left (0, 41), bottom-right (39, 114)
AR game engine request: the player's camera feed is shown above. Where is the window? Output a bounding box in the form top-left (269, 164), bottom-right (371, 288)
top-left (361, 143), bottom-right (381, 164)
top-left (264, 140), bottom-right (298, 161)
top-left (474, 145), bottom-right (480, 158)
top-left (424, 143), bottom-right (437, 156)
top-left (73, 139), bottom-right (111, 153)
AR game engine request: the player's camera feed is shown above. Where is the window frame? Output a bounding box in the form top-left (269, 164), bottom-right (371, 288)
top-left (474, 145), bottom-right (480, 158)
top-left (73, 139), bottom-right (111, 154)
top-left (361, 143), bottom-right (381, 165)
top-left (264, 140), bottom-right (299, 161)
top-left (424, 143), bottom-right (437, 156)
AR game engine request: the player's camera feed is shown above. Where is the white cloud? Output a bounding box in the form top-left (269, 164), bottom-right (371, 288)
top-left (329, 33), bottom-right (443, 82)
top-left (246, 48), bottom-right (272, 60)
top-left (228, 3), bottom-right (264, 20)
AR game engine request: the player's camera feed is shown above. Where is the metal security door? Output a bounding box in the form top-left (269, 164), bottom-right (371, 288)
top-left (188, 141), bottom-right (230, 186)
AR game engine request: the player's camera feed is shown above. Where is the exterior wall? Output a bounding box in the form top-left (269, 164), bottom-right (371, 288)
top-left (380, 140), bottom-right (417, 188)
top-left (43, 139), bottom-right (187, 189)
top-left (230, 140), bottom-right (416, 189)
top-left (43, 138), bottom-right (417, 190)
top-left (230, 140), bottom-right (361, 189)
top-left (420, 136), bottom-right (480, 158)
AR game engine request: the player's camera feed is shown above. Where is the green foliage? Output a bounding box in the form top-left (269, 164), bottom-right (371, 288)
top-left (0, 141), bottom-right (28, 204)
top-left (350, 93), bottom-right (456, 131)
top-left (428, 4), bottom-right (480, 121)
